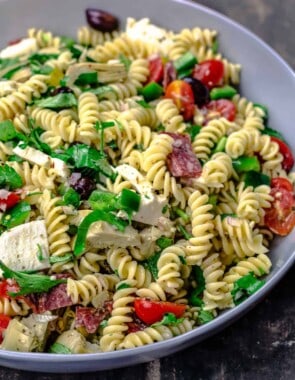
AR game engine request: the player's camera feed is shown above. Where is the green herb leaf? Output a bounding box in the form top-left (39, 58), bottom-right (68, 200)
top-left (198, 310), bottom-right (214, 324)
top-left (179, 256), bottom-right (187, 265)
top-left (152, 313), bottom-right (184, 327)
top-left (0, 164), bottom-right (23, 190)
top-left (143, 252), bottom-right (161, 280)
top-left (1, 201), bottom-right (31, 229)
top-left (0, 120), bottom-right (24, 142)
top-left (62, 187), bottom-right (80, 208)
top-left (262, 126), bottom-right (286, 142)
top-left (88, 85), bottom-right (116, 100)
top-left (135, 100), bottom-right (152, 109)
top-left (177, 224), bottom-right (192, 240)
top-left (49, 342), bottom-right (72, 354)
top-left (75, 72), bottom-right (98, 86)
top-left (7, 154), bottom-right (23, 163)
top-left (116, 282), bottom-right (131, 290)
top-left (231, 272), bottom-right (265, 305)
top-left (118, 54), bottom-right (131, 71)
top-left (156, 236), bottom-right (174, 250)
top-left (73, 210), bottom-right (128, 256)
top-left (186, 124), bottom-right (201, 141)
top-left (35, 93), bottom-right (77, 109)
top-left (60, 36), bottom-right (76, 49)
top-left (28, 53), bottom-right (59, 64)
top-left (0, 260), bottom-right (66, 296)
top-left (49, 253), bottom-right (73, 264)
top-left (192, 266), bottom-right (205, 296)
top-left (100, 319), bottom-right (108, 328)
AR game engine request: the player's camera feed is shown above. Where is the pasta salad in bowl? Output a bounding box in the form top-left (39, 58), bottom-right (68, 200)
top-left (0, 0), bottom-right (294, 372)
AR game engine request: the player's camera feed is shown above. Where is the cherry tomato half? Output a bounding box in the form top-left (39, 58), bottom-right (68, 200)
top-left (148, 55), bottom-right (164, 84)
top-left (192, 59), bottom-right (224, 89)
top-left (264, 177), bottom-right (295, 236)
top-left (134, 298), bottom-right (186, 325)
top-left (0, 280), bottom-right (20, 299)
top-left (165, 80), bottom-right (195, 121)
top-left (0, 314), bottom-right (11, 343)
top-left (204, 99), bottom-right (236, 122)
top-left (271, 136), bottom-right (294, 172)
top-left (0, 191), bottom-right (21, 212)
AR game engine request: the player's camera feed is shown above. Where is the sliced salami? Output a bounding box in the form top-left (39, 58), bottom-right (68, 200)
top-left (37, 283), bottom-right (73, 313)
top-left (165, 133), bottom-right (202, 178)
top-left (75, 301), bottom-right (113, 334)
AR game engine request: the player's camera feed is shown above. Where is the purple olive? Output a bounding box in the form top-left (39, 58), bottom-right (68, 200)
top-left (86, 9), bottom-right (119, 32)
top-left (183, 77), bottom-right (210, 107)
top-left (51, 86), bottom-right (74, 96)
top-left (163, 61), bottom-right (177, 89)
top-left (69, 172), bottom-right (96, 199)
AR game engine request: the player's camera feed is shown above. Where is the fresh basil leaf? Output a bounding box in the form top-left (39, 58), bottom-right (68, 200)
top-left (49, 342), bottom-right (72, 354)
top-left (88, 85), bottom-right (116, 100)
top-left (34, 93), bottom-right (77, 109)
top-left (118, 54), bottom-right (131, 71)
top-left (2, 201), bottom-right (31, 229)
top-left (7, 154), bottom-right (24, 163)
top-left (135, 100), bottom-right (152, 108)
top-left (28, 53), bottom-right (59, 64)
top-left (75, 72), bottom-right (98, 86)
top-left (156, 236), bottom-right (174, 250)
top-left (0, 164), bottom-right (23, 189)
top-left (100, 319), bottom-right (108, 328)
top-left (116, 282), bottom-right (131, 290)
top-left (231, 272), bottom-right (265, 305)
top-left (177, 224), bottom-right (192, 240)
top-left (27, 125), bottom-right (52, 155)
top-left (0, 260), bottom-right (66, 296)
top-left (30, 62), bottom-right (53, 75)
top-left (49, 253), bottom-right (73, 264)
top-left (152, 313), bottom-right (184, 327)
top-left (0, 120), bottom-right (21, 142)
top-left (60, 36), bottom-right (76, 49)
top-left (62, 187), bottom-right (80, 208)
top-left (198, 310), bottom-right (214, 325)
top-left (193, 266), bottom-right (205, 296)
top-left (186, 124), bottom-right (202, 141)
top-left (1, 63), bottom-right (28, 80)
top-left (0, 57), bottom-right (20, 70)
top-left (143, 252), bottom-right (161, 280)
top-left (74, 210), bottom-right (128, 256)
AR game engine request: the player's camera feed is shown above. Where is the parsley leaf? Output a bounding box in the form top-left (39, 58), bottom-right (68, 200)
top-left (0, 164), bottom-right (23, 190)
top-left (143, 252), bottom-right (161, 280)
top-left (152, 313), bottom-right (184, 327)
top-left (198, 310), bottom-right (214, 325)
top-left (49, 342), bottom-right (72, 354)
top-left (34, 93), bottom-right (77, 109)
top-left (231, 272), bottom-right (265, 305)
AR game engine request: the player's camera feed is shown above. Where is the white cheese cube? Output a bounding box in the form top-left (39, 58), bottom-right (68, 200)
top-left (13, 145), bottom-right (51, 168)
top-left (133, 193), bottom-right (167, 226)
top-left (86, 221), bottom-right (141, 249)
top-left (0, 38), bottom-right (38, 59)
top-left (0, 220), bottom-right (50, 276)
top-left (51, 158), bottom-right (70, 180)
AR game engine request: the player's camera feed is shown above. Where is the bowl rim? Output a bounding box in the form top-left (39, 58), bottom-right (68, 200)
top-left (0, 0), bottom-right (294, 366)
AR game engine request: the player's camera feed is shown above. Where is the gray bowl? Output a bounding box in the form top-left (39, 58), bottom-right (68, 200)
top-left (0, 0), bottom-right (294, 373)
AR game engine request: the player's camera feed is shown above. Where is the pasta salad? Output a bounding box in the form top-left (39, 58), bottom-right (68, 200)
top-left (0, 9), bottom-right (294, 354)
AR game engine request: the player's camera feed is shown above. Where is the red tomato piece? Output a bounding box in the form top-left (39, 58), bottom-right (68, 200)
top-left (148, 55), bottom-right (164, 84)
top-left (271, 137), bottom-right (294, 172)
top-left (204, 99), bottom-right (236, 121)
top-left (192, 59), bottom-right (224, 88)
top-left (0, 191), bottom-right (21, 212)
top-left (0, 314), bottom-right (11, 343)
top-left (264, 177), bottom-right (295, 236)
top-left (165, 80), bottom-right (195, 121)
top-left (134, 298), bottom-right (186, 325)
top-left (0, 280), bottom-right (20, 299)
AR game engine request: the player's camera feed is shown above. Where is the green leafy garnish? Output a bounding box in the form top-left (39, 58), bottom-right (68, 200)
top-left (198, 310), bottom-right (214, 325)
top-left (1, 201), bottom-right (31, 229)
top-left (152, 313), bottom-right (184, 327)
top-left (28, 53), bottom-right (59, 64)
top-left (116, 282), bottom-right (131, 290)
top-left (49, 342), bottom-right (72, 354)
top-left (0, 120), bottom-right (25, 142)
top-left (37, 244), bottom-right (44, 261)
top-left (73, 210), bottom-right (128, 256)
top-left (118, 54), bottom-right (131, 71)
top-left (75, 72), bottom-right (98, 86)
top-left (186, 124), bottom-right (202, 141)
top-left (0, 164), bottom-right (23, 189)
top-left (59, 187), bottom-right (80, 208)
top-left (49, 253), bottom-right (73, 264)
top-left (100, 319), bottom-right (108, 328)
top-left (156, 236), bottom-right (174, 251)
top-left (88, 85), bottom-right (116, 100)
top-left (179, 256), bottom-right (187, 265)
top-left (231, 272), bottom-right (265, 305)
top-left (135, 100), bottom-right (152, 109)
top-left (34, 93), bottom-right (77, 109)
top-left (173, 207), bottom-right (189, 223)
top-left (143, 252), bottom-right (161, 280)
top-left (177, 224), bottom-right (192, 240)
top-left (0, 260), bottom-right (66, 296)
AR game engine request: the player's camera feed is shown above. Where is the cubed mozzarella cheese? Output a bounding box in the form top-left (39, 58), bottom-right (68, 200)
top-left (0, 38), bottom-right (38, 59)
top-left (13, 145), bottom-right (51, 168)
top-left (0, 220), bottom-right (50, 276)
top-left (116, 164), bottom-right (168, 225)
top-left (86, 221), bottom-right (141, 249)
top-left (51, 157), bottom-right (70, 179)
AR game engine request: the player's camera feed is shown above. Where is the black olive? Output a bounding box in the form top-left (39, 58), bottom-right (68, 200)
top-left (86, 9), bottom-right (119, 32)
top-left (51, 86), bottom-right (74, 96)
top-left (69, 172), bottom-right (96, 200)
top-left (183, 77), bottom-right (210, 107)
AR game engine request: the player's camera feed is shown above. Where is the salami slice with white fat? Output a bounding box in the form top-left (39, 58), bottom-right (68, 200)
top-left (37, 283), bottom-right (73, 313)
top-left (164, 133), bottom-right (202, 178)
top-left (75, 302), bottom-right (113, 334)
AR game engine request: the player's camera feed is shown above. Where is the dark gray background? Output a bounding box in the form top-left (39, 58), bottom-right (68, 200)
top-left (0, 0), bottom-right (294, 379)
